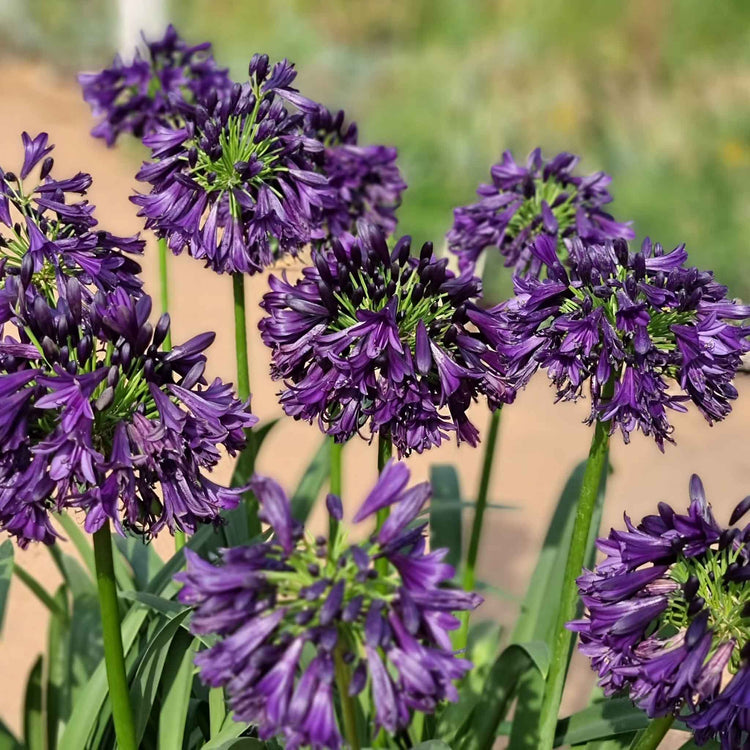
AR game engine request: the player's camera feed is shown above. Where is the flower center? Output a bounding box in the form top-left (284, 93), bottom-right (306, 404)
top-left (664, 547), bottom-right (749, 672)
top-left (506, 177), bottom-right (577, 242)
top-left (189, 111), bottom-right (284, 200)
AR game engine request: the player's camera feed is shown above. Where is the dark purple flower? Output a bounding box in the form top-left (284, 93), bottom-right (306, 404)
top-left (0, 282), bottom-right (256, 547)
top-left (175, 460), bottom-right (481, 747)
top-left (78, 24), bottom-right (232, 146)
top-left (304, 105), bottom-right (406, 240)
top-left (570, 475), bottom-right (749, 748)
top-left (132, 55), bottom-right (332, 275)
top-left (495, 235), bottom-right (750, 448)
top-left (0, 132), bottom-right (144, 312)
top-left (447, 148), bottom-right (634, 276)
top-left (260, 222), bottom-right (515, 456)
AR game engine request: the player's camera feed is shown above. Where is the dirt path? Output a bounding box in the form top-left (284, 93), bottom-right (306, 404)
top-left (1, 62), bottom-right (747, 748)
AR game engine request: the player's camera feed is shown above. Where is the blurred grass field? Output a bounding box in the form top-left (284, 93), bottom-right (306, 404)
top-left (2, 0), bottom-right (749, 301)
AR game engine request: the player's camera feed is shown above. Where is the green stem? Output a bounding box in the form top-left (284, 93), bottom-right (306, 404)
top-left (538, 417), bottom-right (611, 750)
top-left (629, 715), bottom-right (675, 750)
top-left (232, 273), bottom-right (258, 539)
top-left (375, 431), bottom-right (393, 530)
top-left (232, 273), bottom-right (251, 401)
top-left (158, 237), bottom-right (183, 552)
top-left (457, 408), bottom-right (502, 651)
top-left (329, 440), bottom-right (343, 550)
top-left (93, 523), bottom-right (137, 750)
top-left (157, 237), bottom-right (172, 350)
top-left (13, 564), bottom-right (68, 623)
top-left (334, 644), bottom-right (361, 750)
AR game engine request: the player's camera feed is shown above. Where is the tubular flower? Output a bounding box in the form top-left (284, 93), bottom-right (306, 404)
top-left (305, 106), bottom-right (407, 240)
top-left (132, 54), bottom-right (333, 275)
top-left (78, 24), bottom-right (232, 146)
top-left (569, 475), bottom-right (750, 749)
top-left (0, 132), bottom-right (144, 313)
top-left (447, 148), bottom-right (634, 276)
top-left (0, 281), bottom-right (256, 547)
top-left (259, 222), bottom-right (515, 456)
top-left (176, 460), bottom-right (482, 748)
top-left (495, 235), bottom-right (750, 449)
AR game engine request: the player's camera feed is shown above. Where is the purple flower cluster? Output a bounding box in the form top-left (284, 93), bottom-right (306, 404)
top-left (133, 54), bottom-right (332, 275)
top-left (78, 24), bottom-right (232, 146)
top-left (0, 277), bottom-right (256, 547)
top-left (0, 132), bottom-right (144, 310)
top-left (570, 475), bottom-right (750, 749)
top-left (305, 106), bottom-right (407, 240)
top-left (447, 148), bottom-right (634, 276)
top-left (177, 460), bottom-right (482, 748)
top-left (260, 222), bottom-right (515, 456)
top-left (496, 235), bottom-right (750, 448)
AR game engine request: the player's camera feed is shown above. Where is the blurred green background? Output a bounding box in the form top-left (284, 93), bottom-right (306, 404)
top-left (2, 0), bottom-right (749, 300)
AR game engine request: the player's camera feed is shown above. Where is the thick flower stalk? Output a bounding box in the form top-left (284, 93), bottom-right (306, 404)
top-left (176, 460), bottom-right (482, 749)
top-left (496, 234), bottom-right (750, 449)
top-left (0, 279), bottom-right (256, 547)
top-left (260, 221), bottom-right (516, 456)
top-left (0, 132), bottom-right (144, 311)
top-left (447, 148), bottom-right (634, 276)
top-left (78, 24), bottom-right (232, 146)
top-left (570, 475), bottom-right (750, 750)
top-left (305, 106), bottom-right (407, 241)
top-left (133, 54), bottom-right (333, 275)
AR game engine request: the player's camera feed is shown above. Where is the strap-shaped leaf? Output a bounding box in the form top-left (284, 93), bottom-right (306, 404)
top-left (46, 586), bottom-right (70, 749)
top-left (429, 465), bottom-right (463, 568)
top-left (554, 699), bottom-right (650, 746)
top-left (158, 632), bottom-right (198, 750)
top-left (0, 540), bottom-right (12, 635)
top-left (23, 656), bottom-right (44, 750)
top-left (290, 437), bottom-right (332, 523)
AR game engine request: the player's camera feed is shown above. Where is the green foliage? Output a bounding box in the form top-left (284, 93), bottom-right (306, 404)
top-left (0, 541), bottom-right (12, 635)
top-left (429, 465), bottom-right (463, 568)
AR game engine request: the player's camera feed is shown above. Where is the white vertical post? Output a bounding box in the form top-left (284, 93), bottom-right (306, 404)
top-left (117, 0), bottom-right (168, 59)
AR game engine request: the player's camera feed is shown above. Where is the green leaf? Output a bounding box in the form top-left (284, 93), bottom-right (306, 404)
top-left (677, 739), bottom-right (720, 750)
top-left (54, 512), bottom-right (96, 577)
top-left (58, 607), bottom-right (150, 750)
top-left (209, 741), bottom-right (265, 750)
top-left (46, 585), bottom-right (70, 749)
top-left (554, 699), bottom-right (650, 746)
top-left (578, 735), bottom-right (638, 749)
top-left (412, 744), bottom-right (452, 750)
top-left (224, 419), bottom-right (279, 546)
top-left (58, 553), bottom-right (96, 598)
top-left (199, 714), bottom-right (251, 749)
top-left (209, 687), bottom-right (227, 738)
top-left (429, 465), bottom-right (463, 568)
top-left (0, 540), bottom-right (13, 635)
top-left (114, 535), bottom-right (163, 591)
top-left (456, 643), bottom-right (543, 750)
top-left (290, 437), bottom-right (332, 523)
top-left (23, 656), bottom-right (44, 750)
top-left (508, 458), bottom-right (610, 750)
top-left (120, 590), bottom-right (187, 617)
top-left (0, 718), bottom-right (22, 750)
top-left (129, 611), bottom-right (192, 745)
top-left (158, 632), bottom-right (198, 750)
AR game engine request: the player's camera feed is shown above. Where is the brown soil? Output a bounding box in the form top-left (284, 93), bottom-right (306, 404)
top-left (2, 62), bottom-right (748, 749)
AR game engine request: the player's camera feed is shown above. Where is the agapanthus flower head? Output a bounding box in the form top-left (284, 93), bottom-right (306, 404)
top-left (0, 281), bottom-right (256, 547)
top-left (78, 24), bottom-right (232, 146)
top-left (496, 234), bottom-right (750, 449)
top-left (447, 148), bottom-right (634, 276)
top-left (0, 132), bottom-right (144, 316)
top-left (176, 459), bottom-right (482, 748)
top-left (305, 105), bottom-right (407, 240)
top-left (133, 54), bottom-right (333, 275)
top-left (570, 475), bottom-right (750, 749)
top-left (260, 221), bottom-right (515, 456)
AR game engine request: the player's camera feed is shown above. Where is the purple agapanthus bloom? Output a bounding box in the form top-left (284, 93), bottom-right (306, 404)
top-left (260, 221), bottom-right (515, 456)
top-left (305, 106), bottom-right (407, 240)
top-left (495, 234), bottom-right (750, 448)
top-left (447, 148), bottom-right (634, 276)
top-left (0, 280), bottom-right (256, 547)
top-left (569, 475), bottom-right (750, 749)
top-left (176, 460), bottom-right (482, 748)
top-left (132, 54), bottom-right (333, 275)
top-left (78, 24), bottom-right (232, 146)
top-left (0, 132), bottom-right (144, 313)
